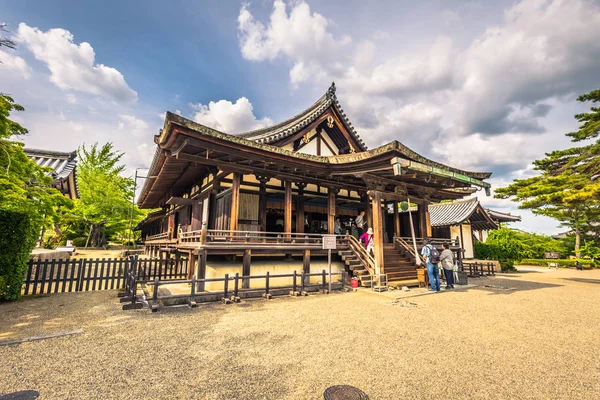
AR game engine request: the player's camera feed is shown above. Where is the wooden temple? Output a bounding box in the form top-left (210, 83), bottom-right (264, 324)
top-left (136, 83), bottom-right (492, 286)
top-left (25, 148), bottom-right (79, 199)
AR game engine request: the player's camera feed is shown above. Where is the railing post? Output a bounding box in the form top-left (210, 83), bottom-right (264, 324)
top-left (151, 277), bottom-right (159, 312)
top-left (264, 271), bottom-right (271, 299)
top-left (234, 272), bottom-right (239, 298)
top-left (293, 270), bottom-right (297, 293)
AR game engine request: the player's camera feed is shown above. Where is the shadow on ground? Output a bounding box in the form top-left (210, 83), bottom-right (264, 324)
top-left (466, 277), bottom-right (563, 295)
top-left (561, 277), bottom-right (600, 285)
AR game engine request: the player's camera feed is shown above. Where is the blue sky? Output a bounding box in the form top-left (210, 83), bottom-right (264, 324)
top-left (1, 0), bottom-right (599, 235)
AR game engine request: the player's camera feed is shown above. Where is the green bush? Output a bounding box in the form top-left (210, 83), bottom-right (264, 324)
top-left (519, 259), bottom-right (597, 268)
top-left (500, 260), bottom-right (516, 272)
top-left (72, 237), bottom-right (88, 247)
top-left (474, 241), bottom-right (492, 259)
top-left (0, 210), bottom-right (40, 300)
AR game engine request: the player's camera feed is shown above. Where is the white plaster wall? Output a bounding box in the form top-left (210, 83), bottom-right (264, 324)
top-left (450, 224), bottom-right (475, 259)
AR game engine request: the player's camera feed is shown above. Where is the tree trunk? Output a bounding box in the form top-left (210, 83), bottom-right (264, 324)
top-left (575, 226), bottom-right (581, 258)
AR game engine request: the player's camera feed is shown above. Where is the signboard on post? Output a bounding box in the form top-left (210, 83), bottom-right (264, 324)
top-left (322, 235), bottom-right (337, 293)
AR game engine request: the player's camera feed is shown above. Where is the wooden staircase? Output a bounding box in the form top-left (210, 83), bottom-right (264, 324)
top-left (383, 243), bottom-right (418, 284)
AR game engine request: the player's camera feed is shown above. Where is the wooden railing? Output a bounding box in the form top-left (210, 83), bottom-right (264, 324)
top-left (146, 232), bottom-right (170, 241)
top-left (395, 236), bottom-right (421, 265)
top-left (399, 237), bottom-right (458, 248)
top-left (121, 269), bottom-right (347, 311)
top-left (345, 235), bottom-right (376, 276)
top-left (180, 229), bottom-right (344, 246)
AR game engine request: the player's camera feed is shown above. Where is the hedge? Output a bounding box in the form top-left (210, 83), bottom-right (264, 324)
top-left (0, 210), bottom-right (40, 300)
top-left (518, 259), bottom-right (597, 268)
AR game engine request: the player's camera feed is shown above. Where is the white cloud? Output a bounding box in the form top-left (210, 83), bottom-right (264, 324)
top-left (0, 48), bottom-right (31, 79)
top-left (455, 0), bottom-right (600, 134)
top-left (119, 114), bottom-right (150, 138)
top-left (190, 97), bottom-right (273, 133)
top-left (66, 93), bottom-right (77, 104)
top-left (238, 0), bottom-right (351, 87)
top-left (16, 23), bottom-right (138, 104)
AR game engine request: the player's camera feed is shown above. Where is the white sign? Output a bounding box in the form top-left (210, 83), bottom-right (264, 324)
top-left (322, 235), bottom-right (337, 250)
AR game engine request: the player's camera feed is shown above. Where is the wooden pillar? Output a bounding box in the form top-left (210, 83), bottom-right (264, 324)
top-left (257, 176), bottom-right (269, 232)
top-left (187, 250), bottom-right (195, 280)
top-left (195, 249), bottom-right (207, 292)
top-left (371, 191), bottom-right (385, 275)
top-left (208, 172), bottom-right (220, 230)
top-left (167, 213), bottom-right (175, 239)
top-left (419, 203), bottom-right (428, 239)
top-left (328, 188), bottom-right (337, 234)
top-left (242, 249), bottom-right (251, 289)
top-left (363, 194), bottom-right (373, 229)
top-left (393, 201), bottom-right (401, 239)
top-left (296, 183), bottom-right (305, 234)
top-left (230, 173), bottom-right (241, 232)
top-left (284, 181), bottom-right (293, 235)
top-left (425, 204), bottom-right (432, 238)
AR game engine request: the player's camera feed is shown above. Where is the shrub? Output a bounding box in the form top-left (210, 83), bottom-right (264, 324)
top-left (72, 237), bottom-right (88, 247)
top-left (500, 260), bottom-right (516, 272)
top-left (474, 241), bottom-right (492, 259)
top-left (519, 259), bottom-right (597, 268)
top-left (0, 210), bottom-right (40, 300)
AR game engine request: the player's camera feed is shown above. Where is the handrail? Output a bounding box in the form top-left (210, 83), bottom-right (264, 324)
top-left (346, 235), bottom-right (376, 276)
top-left (396, 236), bottom-right (419, 264)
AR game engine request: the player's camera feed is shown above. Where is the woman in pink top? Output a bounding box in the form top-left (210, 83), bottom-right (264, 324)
top-left (359, 227), bottom-right (374, 255)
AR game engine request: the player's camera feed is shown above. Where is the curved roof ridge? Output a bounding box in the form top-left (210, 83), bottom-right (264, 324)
top-left (237, 82), bottom-right (368, 151)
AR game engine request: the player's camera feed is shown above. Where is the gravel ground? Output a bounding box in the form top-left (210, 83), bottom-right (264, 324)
top-left (1, 267), bottom-right (600, 399)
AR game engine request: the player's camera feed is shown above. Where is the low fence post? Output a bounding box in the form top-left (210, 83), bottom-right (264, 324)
top-left (264, 271), bottom-right (271, 299)
top-left (301, 270), bottom-right (306, 293)
top-left (188, 276), bottom-right (197, 308)
top-left (234, 273), bottom-right (239, 298)
top-left (341, 270), bottom-right (345, 290)
top-left (151, 277), bottom-right (159, 312)
top-left (223, 273), bottom-right (229, 299)
top-left (322, 269), bottom-right (326, 292)
top-left (292, 270), bottom-right (297, 293)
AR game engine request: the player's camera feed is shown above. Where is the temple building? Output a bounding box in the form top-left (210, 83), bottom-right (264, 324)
top-left (25, 148), bottom-right (79, 199)
top-left (135, 83), bottom-right (492, 287)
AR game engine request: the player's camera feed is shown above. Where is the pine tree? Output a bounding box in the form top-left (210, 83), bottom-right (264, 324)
top-left (495, 88), bottom-right (600, 257)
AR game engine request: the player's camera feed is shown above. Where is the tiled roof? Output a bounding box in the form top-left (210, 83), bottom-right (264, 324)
top-left (25, 148), bottom-right (77, 180)
top-left (486, 208), bottom-right (521, 223)
top-left (238, 82), bottom-right (368, 151)
top-left (429, 198), bottom-right (497, 230)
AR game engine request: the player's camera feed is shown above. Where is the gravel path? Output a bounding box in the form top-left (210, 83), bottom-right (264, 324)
top-left (1, 268), bottom-right (599, 399)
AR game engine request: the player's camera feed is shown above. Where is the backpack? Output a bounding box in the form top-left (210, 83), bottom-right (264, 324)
top-left (429, 245), bottom-right (441, 264)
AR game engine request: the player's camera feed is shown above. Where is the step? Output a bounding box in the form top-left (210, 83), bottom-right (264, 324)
top-left (387, 278), bottom-right (420, 286)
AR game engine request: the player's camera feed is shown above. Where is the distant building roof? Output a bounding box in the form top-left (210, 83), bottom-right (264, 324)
top-left (429, 198), bottom-right (498, 231)
top-left (24, 148), bottom-right (79, 198)
top-left (486, 208), bottom-right (521, 223)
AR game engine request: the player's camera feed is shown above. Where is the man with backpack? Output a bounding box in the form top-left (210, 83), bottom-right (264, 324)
top-left (421, 238), bottom-right (441, 292)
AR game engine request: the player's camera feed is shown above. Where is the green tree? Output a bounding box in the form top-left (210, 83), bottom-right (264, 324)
top-left (495, 88), bottom-right (600, 256)
top-left (74, 142), bottom-right (141, 247)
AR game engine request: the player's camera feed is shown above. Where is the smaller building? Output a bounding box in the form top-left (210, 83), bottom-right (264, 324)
top-left (426, 198), bottom-right (520, 258)
top-left (25, 148), bottom-right (79, 199)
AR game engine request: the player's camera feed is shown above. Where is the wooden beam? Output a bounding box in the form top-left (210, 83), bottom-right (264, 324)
top-left (230, 173), bottom-right (241, 233)
top-left (371, 191), bottom-right (385, 275)
top-left (284, 181), bottom-right (292, 234)
top-left (166, 196), bottom-right (196, 206)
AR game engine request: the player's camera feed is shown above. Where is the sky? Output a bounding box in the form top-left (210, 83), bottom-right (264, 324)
top-left (1, 0), bottom-right (599, 235)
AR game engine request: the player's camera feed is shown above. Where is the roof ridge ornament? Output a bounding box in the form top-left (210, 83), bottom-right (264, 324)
top-left (327, 81), bottom-right (336, 97)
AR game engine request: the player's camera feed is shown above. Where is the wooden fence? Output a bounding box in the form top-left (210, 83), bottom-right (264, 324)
top-left (22, 256), bottom-right (188, 295)
top-left (461, 262), bottom-right (495, 277)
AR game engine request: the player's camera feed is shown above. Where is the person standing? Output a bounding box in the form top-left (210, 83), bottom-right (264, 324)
top-left (334, 217), bottom-right (342, 235)
top-left (360, 227), bottom-right (375, 256)
top-left (440, 243), bottom-right (455, 289)
top-left (421, 239), bottom-right (441, 292)
top-left (355, 211), bottom-right (366, 237)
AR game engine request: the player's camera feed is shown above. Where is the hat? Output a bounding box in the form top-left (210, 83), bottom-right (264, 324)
top-left (367, 227), bottom-right (373, 234)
